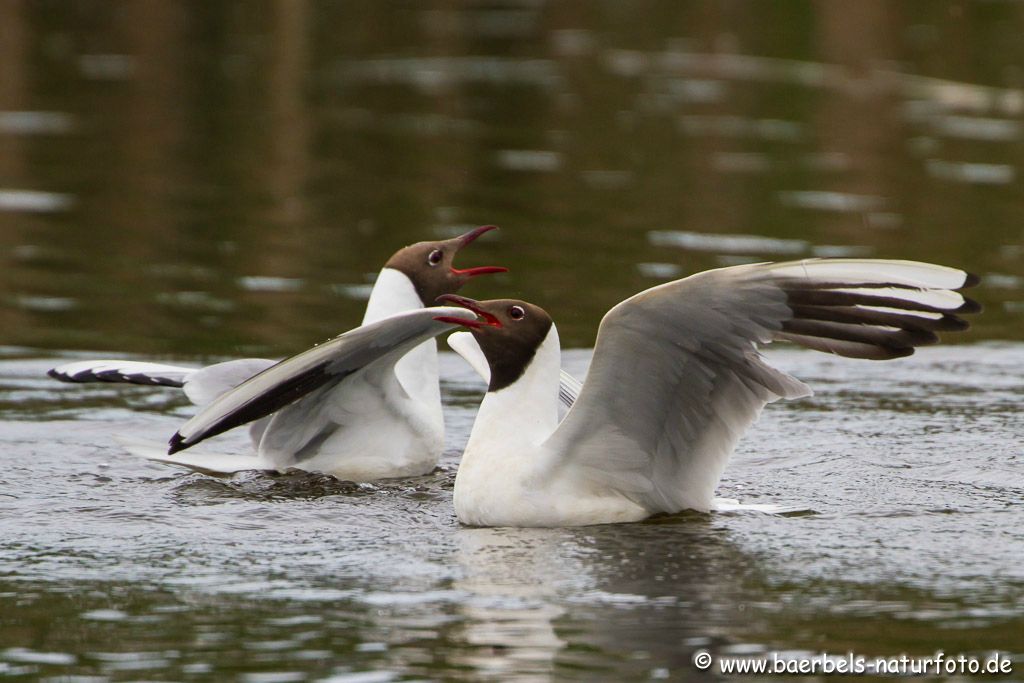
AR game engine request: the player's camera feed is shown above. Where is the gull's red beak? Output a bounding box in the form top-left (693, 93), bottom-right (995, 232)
top-left (434, 294), bottom-right (502, 329)
top-left (450, 225), bottom-right (508, 278)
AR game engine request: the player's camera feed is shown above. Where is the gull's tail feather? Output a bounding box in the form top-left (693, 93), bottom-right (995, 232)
top-left (115, 435), bottom-right (275, 475)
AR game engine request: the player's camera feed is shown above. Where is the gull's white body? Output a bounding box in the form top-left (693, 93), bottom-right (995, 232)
top-left (153, 301), bottom-right (477, 480)
top-left (250, 267), bottom-right (443, 479)
top-left (451, 259), bottom-right (978, 527)
top-left (454, 326), bottom-right (650, 527)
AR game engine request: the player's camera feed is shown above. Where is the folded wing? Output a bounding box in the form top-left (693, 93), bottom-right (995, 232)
top-left (543, 259), bottom-right (978, 514)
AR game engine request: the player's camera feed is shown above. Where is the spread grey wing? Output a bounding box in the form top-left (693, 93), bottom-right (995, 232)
top-left (168, 307), bottom-right (477, 454)
top-left (543, 259), bottom-right (978, 514)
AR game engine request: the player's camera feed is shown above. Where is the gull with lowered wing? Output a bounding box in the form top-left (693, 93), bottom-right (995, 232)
top-left (439, 259), bottom-right (980, 527)
top-left (49, 226), bottom-right (507, 480)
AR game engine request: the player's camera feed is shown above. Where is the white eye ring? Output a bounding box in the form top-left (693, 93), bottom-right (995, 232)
top-left (509, 305), bottom-right (525, 320)
top-left (427, 249), bottom-right (443, 266)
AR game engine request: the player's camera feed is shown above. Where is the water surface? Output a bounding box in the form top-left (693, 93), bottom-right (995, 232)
top-left (2, 345), bottom-right (1023, 680)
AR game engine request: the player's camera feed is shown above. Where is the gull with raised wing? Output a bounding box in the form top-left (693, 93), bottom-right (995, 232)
top-left (437, 259), bottom-right (980, 527)
top-left (49, 226), bottom-right (507, 480)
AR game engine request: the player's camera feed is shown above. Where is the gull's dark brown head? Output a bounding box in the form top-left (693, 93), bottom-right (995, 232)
top-left (435, 295), bottom-right (553, 392)
top-left (385, 225), bottom-right (507, 305)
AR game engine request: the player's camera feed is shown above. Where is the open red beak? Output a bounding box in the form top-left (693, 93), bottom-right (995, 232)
top-left (434, 294), bottom-right (502, 329)
top-left (450, 225), bottom-right (509, 278)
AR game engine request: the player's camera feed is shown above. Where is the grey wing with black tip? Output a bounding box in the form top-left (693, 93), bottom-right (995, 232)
top-left (48, 360), bottom-right (198, 388)
top-left (168, 307), bottom-right (477, 454)
top-left (47, 357), bottom-right (278, 408)
top-left (543, 259), bottom-right (979, 515)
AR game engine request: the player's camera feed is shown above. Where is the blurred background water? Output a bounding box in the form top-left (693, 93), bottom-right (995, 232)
top-left (1, 1), bottom-right (1023, 681)
top-left (2, 0), bottom-right (1023, 353)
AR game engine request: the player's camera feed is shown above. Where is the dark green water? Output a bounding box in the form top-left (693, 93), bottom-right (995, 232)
top-left (1, 2), bottom-right (1023, 680)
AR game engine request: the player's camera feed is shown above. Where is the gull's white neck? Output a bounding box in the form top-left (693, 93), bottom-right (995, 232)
top-left (362, 267), bottom-right (425, 324)
top-left (361, 267), bottom-right (440, 413)
top-left (460, 325), bottom-right (565, 475)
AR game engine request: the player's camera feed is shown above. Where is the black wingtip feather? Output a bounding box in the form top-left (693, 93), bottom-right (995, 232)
top-left (962, 272), bottom-right (981, 288)
top-left (788, 304), bottom-right (970, 334)
top-left (944, 314), bottom-right (971, 331)
top-left (168, 433), bottom-right (186, 455)
top-left (781, 318), bottom-right (938, 351)
top-left (884, 346), bottom-right (916, 360)
top-left (47, 368), bottom-right (64, 381)
top-left (958, 297), bottom-right (982, 314)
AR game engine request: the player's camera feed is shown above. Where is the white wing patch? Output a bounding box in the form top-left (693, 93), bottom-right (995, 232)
top-left (764, 258), bottom-right (974, 289)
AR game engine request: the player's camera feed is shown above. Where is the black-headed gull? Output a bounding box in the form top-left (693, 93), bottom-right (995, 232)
top-left (49, 226), bottom-right (507, 480)
top-left (437, 259), bottom-right (980, 527)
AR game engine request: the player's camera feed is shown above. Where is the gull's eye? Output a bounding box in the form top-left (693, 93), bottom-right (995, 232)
top-left (427, 249), bottom-right (443, 266)
top-left (509, 305), bottom-right (525, 320)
